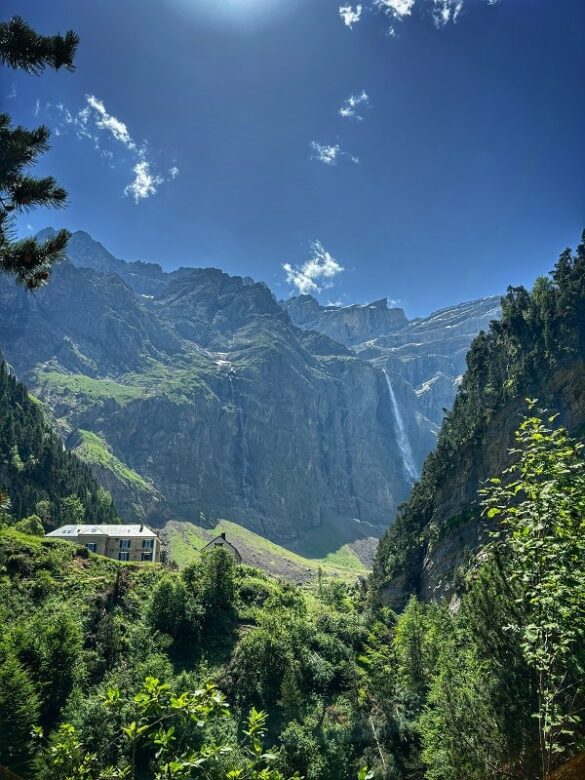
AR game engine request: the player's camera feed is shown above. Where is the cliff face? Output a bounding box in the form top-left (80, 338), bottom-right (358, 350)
top-left (0, 238), bottom-right (414, 548)
top-left (282, 296), bottom-right (408, 345)
top-left (372, 236), bottom-right (585, 605)
top-left (283, 293), bottom-right (502, 476)
top-left (0, 229), bottom-right (503, 554)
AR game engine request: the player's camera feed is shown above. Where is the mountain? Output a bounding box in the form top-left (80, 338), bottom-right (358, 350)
top-left (371, 234), bottom-right (585, 605)
top-left (0, 229), bottom-right (499, 556)
top-left (282, 292), bottom-right (501, 470)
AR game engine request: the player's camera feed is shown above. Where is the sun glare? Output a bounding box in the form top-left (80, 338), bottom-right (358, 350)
top-left (173, 0), bottom-right (290, 27)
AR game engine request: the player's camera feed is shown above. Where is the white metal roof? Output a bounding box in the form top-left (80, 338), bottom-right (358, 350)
top-left (46, 524), bottom-right (157, 538)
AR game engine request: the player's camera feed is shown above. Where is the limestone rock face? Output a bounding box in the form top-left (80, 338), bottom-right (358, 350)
top-left (0, 229), bottom-right (500, 554)
top-left (282, 296), bottom-right (408, 346)
top-left (283, 293), bottom-right (501, 475)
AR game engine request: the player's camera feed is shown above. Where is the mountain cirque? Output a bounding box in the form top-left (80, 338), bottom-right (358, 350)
top-left (0, 230), bottom-right (500, 557)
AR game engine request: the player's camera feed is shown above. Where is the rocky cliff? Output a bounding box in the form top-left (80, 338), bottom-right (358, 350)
top-left (282, 293), bottom-right (501, 474)
top-left (371, 234), bottom-right (585, 604)
top-left (0, 235), bottom-right (414, 550)
top-left (0, 229), bottom-right (501, 555)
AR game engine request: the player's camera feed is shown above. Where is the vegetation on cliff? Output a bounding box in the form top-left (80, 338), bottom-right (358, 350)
top-left (0, 361), bottom-right (118, 528)
top-left (371, 232), bottom-right (585, 601)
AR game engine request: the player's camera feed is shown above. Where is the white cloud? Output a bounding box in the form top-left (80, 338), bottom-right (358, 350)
top-left (339, 90), bottom-right (371, 120)
top-left (283, 241), bottom-right (345, 295)
top-left (310, 142), bottom-right (342, 166)
top-left (432, 0), bottom-right (463, 27)
top-left (85, 94), bottom-right (137, 150)
top-left (49, 95), bottom-right (177, 203)
top-left (33, 98), bottom-right (40, 117)
top-left (374, 0), bottom-right (415, 18)
top-left (7, 84), bottom-right (16, 99)
top-left (339, 4), bottom-right (362, 28)
top-left (124, 161), bottom-right (164, 203)
top-left (310, 141), bottom-right (360, 166)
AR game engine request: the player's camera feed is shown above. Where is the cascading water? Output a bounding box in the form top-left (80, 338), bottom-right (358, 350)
top-left (382, 369), bottom-right (418, 483)
top-left (229, 372), bottom-right (250, 507)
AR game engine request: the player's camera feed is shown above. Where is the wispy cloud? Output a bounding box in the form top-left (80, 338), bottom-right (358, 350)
top-left (49, 95), bottom-right (178, 203)
top-left (339, 4), bottom-right (362, 28)
top-left (339, 90), bottom-right (371, 121)
top-left (283, 241), bottom-right (345, 295)
top-left (431, 0), bottom-right (463, 27)
top-left (7, 84), bottom-right (16, 100)
top-left (84, 94), bottom-right (137, 150)
top-left (33, 98), bottom-right (40, 117)
top-left (124, 161), bottom-right (164, 203)
top-left (310, 142), bottom-right (342, 166)
top-left (310, 141), bottom-right (359, 166)
top-left (361, 0), bottom-right (496, 34)
top-left (374, 0), bottom-right (415, 18)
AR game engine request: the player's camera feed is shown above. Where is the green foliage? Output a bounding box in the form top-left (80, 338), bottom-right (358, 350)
top-left (76, 430), bottom-right (152, 491)
top-left (13, 513), bottom-right (44, 535)
top-left (0, 649), bottom-right (40, 766)
top-left (372, 231), bottom-right (585, 599)
top-left (0, 16), bottom-right (78, 287)
top-left (0, 361), bottom-right (119, 528)
top-left (0, 16), bottom-right (78, 73)
top-left (36, 677), bottom-right (302, 780)
top-left (1, 404), bottom-right (583, 779)
top-left (146, 576), bottom-right (194, 639)
top-left (481, 405), bottom-right (585, 775)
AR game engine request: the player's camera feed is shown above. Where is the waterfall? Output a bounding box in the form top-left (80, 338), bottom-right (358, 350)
top-left (229, 373), bottom-right (250, 507)
top-left (382, 369), bottom-right (418, 483)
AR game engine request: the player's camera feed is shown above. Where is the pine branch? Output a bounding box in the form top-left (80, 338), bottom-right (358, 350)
top-left (0, 229), bottom-right (70, 289)
top-left (0, 16), bottom-right (79, 74)
top-left (8, 176), bottom-right (68, 210)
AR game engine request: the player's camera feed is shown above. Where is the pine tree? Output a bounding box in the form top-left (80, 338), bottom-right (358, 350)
top-left (0, 16), bottom-right (79, 288)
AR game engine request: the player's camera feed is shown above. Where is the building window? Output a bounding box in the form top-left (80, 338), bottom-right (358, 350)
top-left (119, 539), bottom-right (131, 550)
top-left (118, 551), bottom-right (129, 561)
top-left (141, 551), bottom-right (153, 561)
top-left (142, 539), bottom-right (154, 549)
top-left (86, 543), bottom-right (97, 553)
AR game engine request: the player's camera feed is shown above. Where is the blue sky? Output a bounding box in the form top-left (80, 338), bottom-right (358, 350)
top-left (4, 0), bottom-right (584, 317)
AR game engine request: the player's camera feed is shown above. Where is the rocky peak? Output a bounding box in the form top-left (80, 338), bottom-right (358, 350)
top-left (37, 228), bottom-right (167, 296)
top-left (155, 267), bottom-right (283, 348)
top-left (282, 296), bottom-right (408, 346)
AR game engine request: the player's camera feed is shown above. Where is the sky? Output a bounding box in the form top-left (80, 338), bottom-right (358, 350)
top-left (3, 0), bottom-right (584, 317)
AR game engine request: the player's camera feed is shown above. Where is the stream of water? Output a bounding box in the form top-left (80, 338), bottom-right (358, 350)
top-left (383, 369), bottom-right (418, 483)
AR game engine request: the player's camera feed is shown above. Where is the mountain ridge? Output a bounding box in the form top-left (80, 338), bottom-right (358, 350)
top-left (0, 229), bottom-right (501, 556)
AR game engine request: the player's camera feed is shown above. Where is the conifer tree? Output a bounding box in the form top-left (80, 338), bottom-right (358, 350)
top-left (0, 16), bottom-right (79, 288)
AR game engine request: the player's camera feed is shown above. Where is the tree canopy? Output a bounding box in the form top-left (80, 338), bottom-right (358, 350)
top-left (0, 16), bottom-right (78, 288)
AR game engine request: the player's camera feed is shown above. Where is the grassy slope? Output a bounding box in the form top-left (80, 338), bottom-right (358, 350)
top-left (166, 519), bottom-right (368, 582)
top-left (74, 430), bottom-right (151, 491)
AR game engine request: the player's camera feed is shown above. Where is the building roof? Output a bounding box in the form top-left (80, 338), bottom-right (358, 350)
top-left (202, 533), bottom-right (242, 560)
top-left (46, 524), bottom-right (157, 538)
